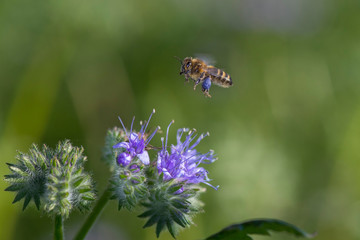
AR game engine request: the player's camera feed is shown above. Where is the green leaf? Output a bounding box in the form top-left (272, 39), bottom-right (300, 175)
top-left (4, 174), bottom-right (18, 180)
top-left (141, 202), bottom-right (152, 208)
top-left (156, 220), bottom-right (166, 238)
top-left (22, 195), bottom-right (32, 210)
top-left (170, 208), bottom-right (189, 228)
top-left (78, 188), bottom-right (92, 193)
top-left (205, 219), bottom-right (316, 240)
top-left (6, 162), bottom-right (17, 168)
top-left (22, 157), bottom-right (36, 172)
top-left (143, 214), bottom-right (160, 228)
top-left (171, 199), bottom-right (189, 211)
top-left (82, 195), bottom-right (96, 201)
top-left (118, 200), bottom-right (123, 211)
top-left (12, 190), bottom-right (27, 204)
top-left (159, 172), bottom-right (164, 182)
top-left (9, 165), bottom-right (27, 177)
top-left (34, 195), bottom-right (41, 210)
top-left (5, 184), bottom-right (23, 192)
top-left (168, 184), bottom-right (183, 194)
top-left (138, 209), bottom-right (154, 218)
top-left (72, 176), bottom-right (85, 188)
top-left (166, 220), bottom-right (176, 239)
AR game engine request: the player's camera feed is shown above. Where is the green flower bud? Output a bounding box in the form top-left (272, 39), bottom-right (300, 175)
top-left (109, 162), bottom-right (149, 211)
top-left (4, 140), bottom-right (96, 218)
top-left (43, 140), bottom-right (96, 218)
top-left (4, 144), bottom-right (48, 210)
top-left (102, 127), bottom-right (126, 172)
top-left (138, 175), bottom-right (205, 238)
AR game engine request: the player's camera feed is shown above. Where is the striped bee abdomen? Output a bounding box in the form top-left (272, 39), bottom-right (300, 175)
top-left (207, 66), bottom-right (233, 88)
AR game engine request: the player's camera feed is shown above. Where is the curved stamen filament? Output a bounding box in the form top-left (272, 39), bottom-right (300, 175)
top-left (130, 116), bottom-right (135, 134)
top-left (142, 109), bottom-right (156, 138)
top-left (165, 120), bottom-right (174, 151)
top-left (118, 117), bottom-right (129, 137)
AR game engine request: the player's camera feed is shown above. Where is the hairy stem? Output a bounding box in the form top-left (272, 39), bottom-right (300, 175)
top-left (54, 215), bottom-right (64, 240)
top-left (74, 187), bottom-right (111, 240)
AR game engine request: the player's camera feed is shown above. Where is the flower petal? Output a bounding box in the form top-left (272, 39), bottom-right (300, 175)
top-left (113, 142), bottom-right (130, 149)
top-left (129, 133), bottom-right (139, 142)
top-left (137, 150), bottom-right (150, 165)
top-left (135, 140), bottom-right (145, 154)
top-left (161, 168), bottom-right (173, 180)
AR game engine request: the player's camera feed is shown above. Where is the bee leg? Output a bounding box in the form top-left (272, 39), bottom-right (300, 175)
top-left (203, 90), bottom-right (212, 98)
top-left (184, 74), bottom-right (190, 83)
top-left (193, 79), bottom-right (201, 90)
top-left (194, 73), bottom-right (206, 90)
top-left (202, 77), bottom-right (212, 98)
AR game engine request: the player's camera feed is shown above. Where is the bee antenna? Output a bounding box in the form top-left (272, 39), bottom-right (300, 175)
top-left (173, 56), bottom-right (182, 63)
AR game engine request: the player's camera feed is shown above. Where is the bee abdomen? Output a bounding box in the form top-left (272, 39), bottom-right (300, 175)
top-left (213, 71), bottom-right (232, 88)
top-left (213, 77), bottom-right (232, 88)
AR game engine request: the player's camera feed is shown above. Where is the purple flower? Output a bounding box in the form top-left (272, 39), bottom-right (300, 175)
top-left (113, 109), bottom-right (159, 166)
top-left (157, 121), bottom-right (218, 190)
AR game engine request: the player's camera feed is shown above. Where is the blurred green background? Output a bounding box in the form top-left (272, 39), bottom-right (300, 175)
top-left (1, 0), bottom-right (360, 239)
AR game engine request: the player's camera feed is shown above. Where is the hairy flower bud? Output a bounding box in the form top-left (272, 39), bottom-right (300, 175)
top-left (4, 140), bottom-right (96, 218)
top-left (43, 141), bottom-right (96, 218)
top-left (109, 162), bottom-right (149, 210)
top-left (138, 175), bottom-right (204, 238)
top-left (4, 144), bottom-right (48, 210)
top-left (102, 127), bottom-right (127, 171)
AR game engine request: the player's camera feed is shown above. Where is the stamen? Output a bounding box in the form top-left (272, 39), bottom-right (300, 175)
top-left (118, 116), bottom-right (129, 137)
top-left (130, 116), bottom-right (135, 133)
top-left (202, 181), bottom-right (219, 190)
top-left (145, 109), bottom-right (155, 131)
top-left (188, 128), bottom-right (196, 135)
top-left (176, 128), bottom-right (189, 145)
top-left (145, 126), bottom-right (160, 145)
top-left (189, 133), bottom-right (207, 150)
top-left (160, 137), bottom-right (165, 148)
top-left (165, 120), bottom-right (174, 150)
top-left (141, 109), bottom-right (156, 139)
top-left (183, 132), bottom-right (197, 149)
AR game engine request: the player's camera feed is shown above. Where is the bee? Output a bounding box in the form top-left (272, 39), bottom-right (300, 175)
top-left (176, 56), bottom-right (233, 98)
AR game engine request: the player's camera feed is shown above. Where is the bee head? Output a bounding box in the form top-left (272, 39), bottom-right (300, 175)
top-left (180, 57), bottom-right (192, 75)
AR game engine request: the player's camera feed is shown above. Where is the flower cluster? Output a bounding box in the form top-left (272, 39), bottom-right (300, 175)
top-left (157, 121), bottom-right (218, 191)
top-left (113, 109), bottom-right (159, 167)
top-left (106, 110), bottom-right (218, 237)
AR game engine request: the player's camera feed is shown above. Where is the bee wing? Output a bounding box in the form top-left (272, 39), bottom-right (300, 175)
top-left (207, 67), bottom-right (220, 76)
top-left (194, 53), bottom-right (216, 66)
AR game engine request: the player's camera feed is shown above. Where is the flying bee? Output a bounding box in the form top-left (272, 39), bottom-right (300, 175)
top-left (175, 56), bottom-right (233, 98)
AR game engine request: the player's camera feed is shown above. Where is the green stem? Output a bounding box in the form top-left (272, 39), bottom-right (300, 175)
top-left (54, 215), bottom-right (64, 240)
top-left (74, 187), bottom-right (111, 240)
